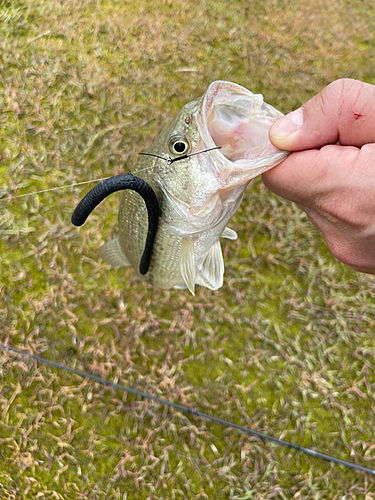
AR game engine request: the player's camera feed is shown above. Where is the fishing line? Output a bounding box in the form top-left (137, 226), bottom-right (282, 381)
top-left (1, 145), bottom-right (374, 476)
top-left (0, 178), bottom-right (111, 202)
top-left (1, 343), bottom-right (374, 477)
top-left (138, 152), bottom-right (170, 162)
top-left (0, 147), bottom-right (221, 203)
top-left (139, 146), bottom-right (222, 165)
top-left (0, 169), bottom-right (152, 202)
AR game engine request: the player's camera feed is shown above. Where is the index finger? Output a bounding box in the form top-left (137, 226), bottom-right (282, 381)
top-left (262, 144), bottom-right (363, 207)
top-left (269, 79), bottom-right (375, 151)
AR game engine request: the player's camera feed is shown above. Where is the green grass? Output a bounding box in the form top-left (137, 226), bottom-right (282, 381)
top-left (1, 0), bottom-right (375, 498)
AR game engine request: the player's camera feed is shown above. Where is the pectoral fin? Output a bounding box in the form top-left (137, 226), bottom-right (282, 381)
top-left (221, 227), bottom-right (237, 240)
top-left (197, 241), bottom-right (224, 290)
top-left (180, 238), bottom-right (196, 295)
top-left (98, 237), bottom-right (130, 268)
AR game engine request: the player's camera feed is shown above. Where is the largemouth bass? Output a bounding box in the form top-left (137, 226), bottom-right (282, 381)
top-left (72, 81), bottom-right (289, 294)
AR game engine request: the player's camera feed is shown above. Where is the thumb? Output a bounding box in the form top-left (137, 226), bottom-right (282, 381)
top-left (269, 79), bottom-right (375, 151)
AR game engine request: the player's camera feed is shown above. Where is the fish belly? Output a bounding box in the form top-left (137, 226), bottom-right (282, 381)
top-left (118, 190), bottom-right (186, 289)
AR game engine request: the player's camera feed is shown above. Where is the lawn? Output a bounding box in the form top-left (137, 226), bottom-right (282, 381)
top-left (1, 0), bottom-right (375, 498)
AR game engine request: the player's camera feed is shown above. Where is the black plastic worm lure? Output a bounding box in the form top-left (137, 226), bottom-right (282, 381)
top-left (71, 174), bottom-right (159, 275)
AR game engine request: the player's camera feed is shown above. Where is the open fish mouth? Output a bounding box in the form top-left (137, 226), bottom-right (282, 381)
top-left (197, 81), bottom-right (289, 186)
top-left (162, 81), bottom-right (290, 228)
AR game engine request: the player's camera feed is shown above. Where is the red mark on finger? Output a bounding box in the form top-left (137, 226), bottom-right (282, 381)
top-left (353, 113), bottom-right (362, 120)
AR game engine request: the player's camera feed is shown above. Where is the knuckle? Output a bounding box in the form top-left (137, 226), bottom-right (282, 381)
top-left (325, 78), bottom-right (357, 96)
top-left (313, 145), bottom-right (367, 229)
top-left (327, 239), bottom-right (373, 272)
top-left (326, 238), bottom-right (357, 268)
top-left (319, 195), bottom-right (368, 230)
top-left (328, 240), bottom-right (347, 263)
top-left (323, 79), bottom-right (364, 118)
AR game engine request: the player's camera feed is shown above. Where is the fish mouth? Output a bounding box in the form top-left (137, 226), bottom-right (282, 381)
top-left (197, 81), bottom-right (289, 186)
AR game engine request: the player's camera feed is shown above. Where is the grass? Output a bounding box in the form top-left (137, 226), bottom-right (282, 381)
top-left (1, 0), bottom-right (375, 498)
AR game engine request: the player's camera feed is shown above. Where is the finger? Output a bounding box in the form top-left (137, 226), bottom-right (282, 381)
top-left (262, 143), bottom-right (375, 225)
top-left (262, 144), bottom-right (363, 207)
top-left (269, 79), bottom-right (375, 150)
top-left (299, 204), bottom-right (375, 274)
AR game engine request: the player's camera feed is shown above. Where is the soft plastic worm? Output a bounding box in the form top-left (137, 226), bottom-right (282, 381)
top-left (71, 174), bottom-right (159, 275)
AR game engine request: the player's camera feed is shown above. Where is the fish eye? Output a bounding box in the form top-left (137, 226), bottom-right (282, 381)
top-left (168, 135), bottom-right (190, 156)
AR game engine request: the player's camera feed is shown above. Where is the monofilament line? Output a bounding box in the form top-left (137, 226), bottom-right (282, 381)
top-left (1, 343), bottom-right (375, 477)
top-left (139, 146), bottom-right (221, 165)
top-left (0, 177), bottom-right (111, 202)
top-left (0, 147), bottom-right (222, 202)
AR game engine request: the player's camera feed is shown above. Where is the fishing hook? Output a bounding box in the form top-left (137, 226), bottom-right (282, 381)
top-left (0, 148), bottom-right (222, 202)
top-left (139, 146), bottom-right (222, 165)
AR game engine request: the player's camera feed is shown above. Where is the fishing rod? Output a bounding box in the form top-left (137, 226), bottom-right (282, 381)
top-left (1, 343), bottom-right (374, 477)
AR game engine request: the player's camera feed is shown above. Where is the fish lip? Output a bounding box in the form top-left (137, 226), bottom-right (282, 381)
top-left (197, 81), bottom-right (237, 173)
top-left (196, 80), bottom-right (289, 186)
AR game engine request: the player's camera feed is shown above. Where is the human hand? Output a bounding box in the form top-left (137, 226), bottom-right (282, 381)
top-left (263, 78), bottom-right (375, 274)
